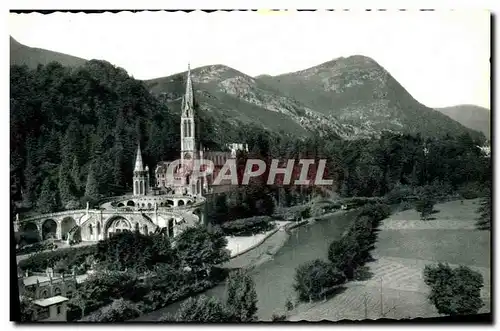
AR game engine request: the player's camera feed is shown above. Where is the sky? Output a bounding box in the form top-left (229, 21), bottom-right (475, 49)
top-left (9, 10), bottom-right (491, 109)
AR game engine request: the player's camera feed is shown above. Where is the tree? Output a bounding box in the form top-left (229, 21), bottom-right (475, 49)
top-left (328, 235), bottom-right (360, 280)
top-left (293, 259), bottom-right (346, 302)
top-left (70, 155), bottom-right (81, 193)
top-left (36, 178), bottom-right (58, 214)
top-left (174, 226), bottom-right (230, 274)
top-left (415, 197), bottom-right (435, 221)
top-left (476, 186), bottom-right (491, 230)
top-left (161, 295), bottom-right (232, 322)
top-left (84, 162), bottom-right (100, 204)
top-left (95, 231), bottom-right (155, 271)
top-left (424, 263), bottom-right (484, 315)
top-left (225, 270), bottom-right (258, 322)
top-left (58, 164), bottom-right (77, 209)
top-left (80, 298), bottom-right (141, 322)
top-left (19, 297), bottom-right (36, 322)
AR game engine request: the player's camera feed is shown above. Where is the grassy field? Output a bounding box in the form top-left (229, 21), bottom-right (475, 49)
top-left (289, 198), bottom-right (491, 321)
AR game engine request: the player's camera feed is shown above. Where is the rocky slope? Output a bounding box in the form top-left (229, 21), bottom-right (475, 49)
top-left (256, 55), bottom-right (482, 139)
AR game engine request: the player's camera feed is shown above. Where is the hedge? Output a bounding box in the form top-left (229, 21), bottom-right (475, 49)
top-left (221, 216), bottom-right (275, 236)
top-left (16, 241), bottom-right (55, 256)
top-left (18, 245), bottom-right (97, 273)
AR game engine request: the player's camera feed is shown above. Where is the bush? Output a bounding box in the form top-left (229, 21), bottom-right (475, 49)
top-left (385, 185), bottom-right (414, 205)
top-left (458, 182), bottom-right (485, 200)
top-left (415, 198), bottom-right (435, 221)
top-left (221, 216), bottom-right (275, 236)
top-left (79, 298), bottom-right (141, 322)
top-left (293, 259), bottom-right (346, 302)
top-left (271, 314), bottom-right (287, 321)
top-left (357, 203), bottom-right (391, 227)
top-left (165, 295), bottom-right (233, 322)
top-left (424, 263), bottom-right (484, 315)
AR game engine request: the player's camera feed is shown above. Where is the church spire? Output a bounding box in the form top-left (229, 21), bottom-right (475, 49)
top-left (184, 63), bottom-right (194, 114)
top-left (134, 144), bottom-right (144, 172)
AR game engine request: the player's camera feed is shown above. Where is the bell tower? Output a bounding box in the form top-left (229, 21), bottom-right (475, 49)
top-left (180, 63), bottom-right (196, 167)
top-left (133, 144), bottom-right (149, 196)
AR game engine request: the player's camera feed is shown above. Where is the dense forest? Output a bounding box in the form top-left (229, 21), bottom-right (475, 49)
top-left (10, 60), bottom-right (491, 217)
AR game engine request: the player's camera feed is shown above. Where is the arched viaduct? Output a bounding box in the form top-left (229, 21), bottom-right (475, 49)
top-left (15, 195), bottom-right (207, 243)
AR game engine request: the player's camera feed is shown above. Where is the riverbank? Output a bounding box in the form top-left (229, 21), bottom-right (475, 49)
top-left (287, 199), bottom-right (491, 321)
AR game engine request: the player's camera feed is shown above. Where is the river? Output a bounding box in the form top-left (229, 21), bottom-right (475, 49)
top-left (135, 210), bottom-right (358, 321)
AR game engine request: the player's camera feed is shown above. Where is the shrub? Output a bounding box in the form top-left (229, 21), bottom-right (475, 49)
top-left (415, 198), bottom-right (435, 221)
top-left (385, 185), bottom-right (414, 205)
top-left (293, 259), bottom-right (346, 302)
top-left (221, 216), bottom-right (275, 236)
top-left (424, 263), bottom-right (484, 316)
top-left (79, 298), bottom-right (141, 322)
top-left (357, 203), bottom-right (391, 227)
top-left (271, 314), bottom-right (287, 321)
top-left (167, 295), bottom-right (233, 322)
top-left (458, 182), bottom-right (485, 200)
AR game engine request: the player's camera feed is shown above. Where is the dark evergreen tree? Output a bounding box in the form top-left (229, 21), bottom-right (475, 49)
top-left (84, 162), bottom-right (100, 203)
top-left (36, 178), bottom-right (58, 213)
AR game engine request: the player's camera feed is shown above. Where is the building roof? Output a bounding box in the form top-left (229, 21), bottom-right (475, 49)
top-left (23, 275), bottom-right (50, 286)
top-left (33, 295), bottom-right (69, 307)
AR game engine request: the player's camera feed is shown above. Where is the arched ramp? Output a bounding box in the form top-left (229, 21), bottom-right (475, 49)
top-left (61, 217), bottom-right (77, 240)
top-left (21, 222), bottom-right (40, 244)
top-left (41, 219), bottom-right (57, 240)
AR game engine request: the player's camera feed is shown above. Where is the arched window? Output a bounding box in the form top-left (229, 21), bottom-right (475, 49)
top-left (54, 287), bottom-right (61, 296)
top-left (89, 224), bottom-right (93, 236)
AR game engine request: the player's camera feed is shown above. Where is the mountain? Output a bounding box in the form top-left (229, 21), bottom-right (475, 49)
top-left (435, 105), bottom-right (490, 138)
top-left (10, 36), bottom-right (87, 69)
top-left (256, 55), bottom-right (482, 139)
top-left (146, 65), bottom-right (368, 139)
top-left (9, 37), bottom-right (482, 141)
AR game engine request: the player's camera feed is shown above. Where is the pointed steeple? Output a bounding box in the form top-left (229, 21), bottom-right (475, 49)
top-left (184, 63), bottom-right (194, 113)
top-left (134, 144), bottom-right (144, 172)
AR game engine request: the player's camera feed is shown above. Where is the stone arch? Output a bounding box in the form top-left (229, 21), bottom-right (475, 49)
top-left (41, 219), bottom-right (57, 240)
top-left (166, 200), bottom-right (174, 206)
top-left (141, 203), bottom-right (145, 208)
top-left (127, 201), bottom-right (135, 207)
top-left (61, 217), bottom-right (77, 240)
top-left (97, 222), bottom-right (101, 237)
top-left (53, 287), bottom-right (62, 296)
top-left (21, 222), bottom-right (40, 244)
top-left (105, 216), bottom-right (132, 237)
top-left (160, 202), bottom-right (164, 207)
top-left (66, 284), bottom-right (74, 297)
top-left (117, 202), bottom-right (124, 207)
top-left (147, 203), bottom-right (152, 209)
top-left (193, 208), bottom-right (202, 223)
top-left (187, 200), bottom-right (192, 205)
top-left (40, 289), bottom-right (50, 299)
top-left (168, 218), bottom-right (175, 237)
top-left (178, 200), bottom-right (185, 207)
